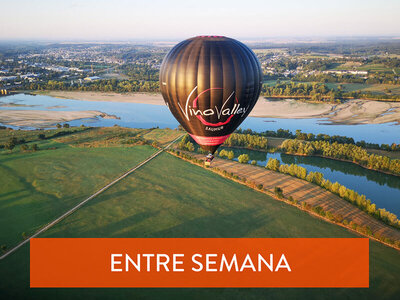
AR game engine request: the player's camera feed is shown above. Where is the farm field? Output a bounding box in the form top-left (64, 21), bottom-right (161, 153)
top-left (262, 79), bottom-right (289, 86)
top-left (1, 152), bottom-right (400, 299)
top-left (140, 128), bottom-right (183, 146)
top-left (0, 127), bottom-right (183, 249)
top-left (324, 83), bottom-right (400, 95)
top-left (333, 62), bottom-right (394, 73)
top-left (292, 82), bottom-right (400, 95)
top-left (191, 153), bottom-right (400, 241)
top-left (264, 80), bottom-right (400, 96)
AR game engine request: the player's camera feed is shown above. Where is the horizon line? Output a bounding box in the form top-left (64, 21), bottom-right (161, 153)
top-left (1, 35), bottom-right (400, 44)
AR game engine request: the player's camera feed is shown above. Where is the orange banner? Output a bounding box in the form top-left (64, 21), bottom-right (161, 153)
top-left (30, 238), bottom-right (369, 288)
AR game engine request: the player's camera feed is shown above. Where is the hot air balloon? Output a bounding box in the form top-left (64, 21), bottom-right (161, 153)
top-left (160, 36), bottom-right (262, 160)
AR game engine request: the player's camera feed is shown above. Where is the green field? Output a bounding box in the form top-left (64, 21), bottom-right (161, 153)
top-left (0, 140), bottom-right (156, 248)
top-left (334, 62), bottom-right (394, 73)
top-left (140, 128), bottom-right (183, 146)
top-left (311, 82), bottom-right (400, 95)
top-left (0, 127), bottom-right (184, 248)
top-left (263, 80), bottom-right (400, 96)
top-left (263, 79), bottom-right (290, 85)
top-left (1, 150), bottom-right (400, 299)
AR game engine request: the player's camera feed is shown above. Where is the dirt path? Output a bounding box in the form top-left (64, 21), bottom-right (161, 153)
top-left (0, 135), bottom-right (183, 260)
top-left (191, 154), bottom-right (400, 242)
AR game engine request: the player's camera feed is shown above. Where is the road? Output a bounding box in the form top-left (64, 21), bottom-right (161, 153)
top-left (0, 135), bottom-right (182, 260)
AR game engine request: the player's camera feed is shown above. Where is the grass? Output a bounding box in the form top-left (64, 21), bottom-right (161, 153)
top-left (263, 79), bottom-right (290, 85)
top-left (311, 82), bottom-right (400, 95)
top-left (360, 84), bottom-right (400, 95)
top-left (1, 152), bottom-right (400, 299)
top-left (367, 149), bottom-right (400, 159)
top-left (141, 128), bottom-right (183, 146)
top-left (0, 127), bottom-right (87, 145)
top-left (0, 127), bottom-right (179, 248)
top-left (334, 62), bottom-right (393, 73)
top-left (51, 127), bottom-right (183, 148)
top-left (52, 127), bottom-right (146, 147)
top-left (263, 80), bottom-right (400, 96)
top-left (0, 143), bottom-right (156, 248)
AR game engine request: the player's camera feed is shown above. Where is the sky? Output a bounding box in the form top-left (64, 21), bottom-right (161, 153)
top-left (0, 0), bottom-right (399, 41)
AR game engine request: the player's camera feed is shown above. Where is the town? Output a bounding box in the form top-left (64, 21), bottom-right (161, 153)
top-left (1, 38), bottom-right (400, 101)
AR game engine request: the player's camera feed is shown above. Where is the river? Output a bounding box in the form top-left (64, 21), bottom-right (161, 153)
top-left (1, 93), bottom-right (400, 215)
top-left (219, 147), bottom-right (400, 217)
top-left (1, 93), bottom-right (400, 145)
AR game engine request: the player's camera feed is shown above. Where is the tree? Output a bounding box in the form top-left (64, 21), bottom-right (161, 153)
top-left (280, 137), bottom-right (400, 176)
top-left (266, 158), bottom-right (280, 171)
top-left (32, 144), bottom-right (39, 151)
top-left (4, 141), bottom-right (15, 151)
top-left (238, 154), bottom-right (250, 164)
top-left (186, 142), bottom-right (194, 152)
top-left (63, 123), bottom-right (70, 128)
top-left (56, 123), bottom-right (62, 129)
top-left (227, 151), bottom-right (235, 160)
top-left (38, 133), bottom-right (45, 139)
top-left (219, 149), bottom-right (228, 158)
top-left (368, 203), bottom-right (377, 215)
top-left (274, 186), bottom-right (284, 199)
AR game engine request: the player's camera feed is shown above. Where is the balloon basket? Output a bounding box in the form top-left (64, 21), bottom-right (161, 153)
top-left (205, 153), bottom-right (214, 166)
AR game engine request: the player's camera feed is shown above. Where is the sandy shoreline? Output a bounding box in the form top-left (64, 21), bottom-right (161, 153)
top-left (40, 91), bottom-right (165, 106)
top-left (38, 91), bottom-right (400, 125)
top-left (0, 110), bottom-right (113, 128)
top-left (251, 98), bottom-right (334, 119)
top-left (322, 100), bottom-right (400, 125)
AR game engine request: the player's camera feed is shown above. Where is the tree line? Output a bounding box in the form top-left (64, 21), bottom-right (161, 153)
top-left (20, 79), bottom-right (160, 93)
top-left (236, 128), bottom-right (400, 152)
top-left (261, 82), bottom-right (400, 101)
top-left (177, 133), bottom-right (268, 154)
top-left (0, 136), bottom-right (39, 152)
top-left (224, 133), bottom-right (268, 150)
top-left (293, 73), bottom-right (400, 85)
top-left (177, 134), bottom-right (195, 152)
top-left (266, 158), bottom-right (400, 229)
top-left (280, 139), bottom-right (400, 176)
top-left (118, 63), bottom-right (159, 81)
top-left (177, 132), bottom-right (400, 176)
top-left (261, 82), bottom-right (337, 102)
top-left (169, 147), bottom-right (400, 248)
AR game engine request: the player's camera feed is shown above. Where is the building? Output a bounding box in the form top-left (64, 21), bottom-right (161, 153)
top-left (84, 76), bottom-right (101, 81)
top-left (0, 76), bottom-right (17, 81)
top-left (323, 70), bottom-right (368, 76)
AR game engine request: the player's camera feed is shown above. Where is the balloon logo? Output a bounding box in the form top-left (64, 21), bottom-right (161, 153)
top-left (160, 36), bottom-right (262, 154)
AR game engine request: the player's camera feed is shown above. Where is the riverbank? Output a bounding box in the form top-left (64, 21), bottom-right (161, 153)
top-left (35, 91), bottom-right (165, 105)
top-left (222, 141), bottom-right (400, 178)
top-left (253, 98), bottom-right (400, 125)
top-left (283, 152), bottom-right (400, 178)
top-left (171, 150), bottom-right (400, 250)
top-left (0, 110), bottom-right (116, 128)
top-left (34, 90), bottom-right (400, 125)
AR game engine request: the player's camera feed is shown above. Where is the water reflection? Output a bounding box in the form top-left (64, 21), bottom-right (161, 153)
top-left (220, 147), bottom-right (400, 216)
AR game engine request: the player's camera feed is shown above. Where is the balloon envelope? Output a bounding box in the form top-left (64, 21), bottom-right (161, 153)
top-left (160, 36), bottom-right (262, 153)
